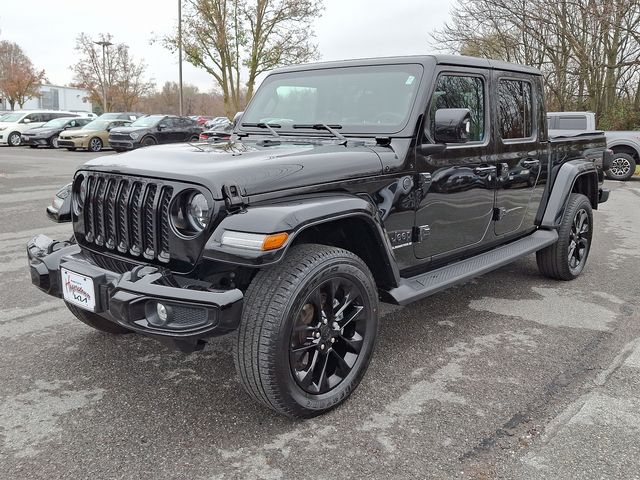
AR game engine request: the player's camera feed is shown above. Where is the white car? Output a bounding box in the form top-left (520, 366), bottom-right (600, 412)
top-left (0, 110), bottom-right (78, 146)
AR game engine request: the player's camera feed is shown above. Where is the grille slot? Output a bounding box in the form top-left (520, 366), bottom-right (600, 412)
top-left (81, 174), bottom-right (174, 263)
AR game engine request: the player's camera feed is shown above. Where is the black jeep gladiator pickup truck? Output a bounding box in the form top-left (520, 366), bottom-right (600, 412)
top-left (28, 55), bottom-right (610, 418)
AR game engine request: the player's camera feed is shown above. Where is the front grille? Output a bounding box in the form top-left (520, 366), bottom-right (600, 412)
top-left (109, 133), bottom-right (133, 141)
top-left (82, 173), bottom-right (174, 263)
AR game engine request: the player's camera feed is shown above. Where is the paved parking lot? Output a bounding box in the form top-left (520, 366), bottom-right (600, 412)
top-left (1, 145), bottom-right (639, 479)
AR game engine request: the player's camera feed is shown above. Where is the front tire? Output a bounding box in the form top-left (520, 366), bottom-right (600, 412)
top-left (234, 244), bottom-right (379, 418)
top-left (65, 302), bottom-right (132, 334)
top-left (537, 193), bottom-right (593, 280)
top-left (8, 131), bottom-right (21, 146)
top-left (141, 136), bottom-right (157, 147)
top-left (88, 137), bottom-right (103, 152)
top-left (605, 152), bottom-right (636, 181)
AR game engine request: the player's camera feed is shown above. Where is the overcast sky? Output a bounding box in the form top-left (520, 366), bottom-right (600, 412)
top-left (0, 0), bottom-right (454, 92)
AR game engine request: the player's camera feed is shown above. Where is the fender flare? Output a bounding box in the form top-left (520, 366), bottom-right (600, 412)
top-left (607, 139), bottom-right (640, 159)
top-left (540, 159), bottom-right (599, 228)
top-left (202, 193), bottom-right (400, 285)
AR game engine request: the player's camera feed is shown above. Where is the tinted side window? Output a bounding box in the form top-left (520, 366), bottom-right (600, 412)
top-left (498, 80), bottom-right (533, 139)
top-left (557, 116), bottom-right (587, 130)
top-left (25, 113), bottom-right (42, 123)
top-left (430, 75), bottom-right (485, 142)
top-left (179, 117), bottom-right (193, 127)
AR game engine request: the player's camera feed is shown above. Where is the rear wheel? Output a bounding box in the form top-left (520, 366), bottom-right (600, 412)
top-left (605, 152), bottom-right (636, 181)
top-left (537, 193), bottom-right (593, 280)
top-left (50, 135), bottom-right (60, 148)
top-left (65, 302), bottom-right (132, 334)
top-left (88, 137), bottom-right (103, 152)
top-left (189, 135), bottom-right (200, 142)
top-left (234, 244), bottom-right (379, 418)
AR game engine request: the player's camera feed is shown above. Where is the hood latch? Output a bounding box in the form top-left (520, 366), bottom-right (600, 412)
top-left (222, 184), bottom-right (248, 210)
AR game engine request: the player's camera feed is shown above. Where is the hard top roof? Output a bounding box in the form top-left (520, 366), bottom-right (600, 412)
top-left (271, 54), bottom-right (541, 76)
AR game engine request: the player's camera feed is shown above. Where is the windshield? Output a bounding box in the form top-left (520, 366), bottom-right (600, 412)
top-left (130, 116), bottom-right (162, 127)
top-left (42, 117), bottom-right (71, 128)
top-left (82, 120), bottom-right (111, 130)
top-left (0, 113), bottom-right (25, 123)
top-left (241, 64), bottom-right (423, 135)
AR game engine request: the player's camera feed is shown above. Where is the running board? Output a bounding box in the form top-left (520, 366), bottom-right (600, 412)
top-left (385, 229), bottom-right (558, 306)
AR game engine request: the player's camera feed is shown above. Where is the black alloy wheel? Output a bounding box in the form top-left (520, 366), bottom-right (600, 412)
top-left (537, 193), bottom-right (593, 280)
top-left (568, 207), bottom-right (590, 273)
top-left (289, 277), bottom-right (370, 395)
top-left (235, 244), bottom-right (379, 418)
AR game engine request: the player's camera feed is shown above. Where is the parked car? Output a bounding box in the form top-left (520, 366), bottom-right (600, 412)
top-left (108, 115), bottom-right (202, 151)
top-left (69, 111), bottom-right (97, 119)
top-left (548, 111), bottom-right (638, 181)
top-left (97, 112), bottom-right (143, 121)
top-left (57, 118), bottom-right (132, 152)
top-left (190, 115), bottom-right (214, 126)
top-left (0, 110), bottom-right (77, 146)
top-left (199, 121), bottom-right (233, 142)
top-left (204, 116), bottom-right (230, 128)
top-left (28, 55), bottom-right (609, 418)
top-left (21, 117), bottom-right (93, 148)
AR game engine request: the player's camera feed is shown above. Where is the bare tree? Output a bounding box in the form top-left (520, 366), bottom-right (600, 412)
top-left (137, 81), bottom-right (227, 115)
top-left (0, 41), bottom-right (46, 110)
top-left (163, 0), bottom-right (324, 118)
top-left (432, 0), bottom-right (640, 128)
top-left (71, 33), bottom-right (154, 113)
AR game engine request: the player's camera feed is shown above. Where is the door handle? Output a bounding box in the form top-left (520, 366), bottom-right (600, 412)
top-left (522, 159), bottom-right (540, 168)
top-left (474, 165), bottom-right (496, 174)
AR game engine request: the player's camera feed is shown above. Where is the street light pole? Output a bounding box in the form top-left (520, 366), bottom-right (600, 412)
top-left (178, 0), bottom-right (184, 116)
top-left (93, 38), bottom-right (113, 113)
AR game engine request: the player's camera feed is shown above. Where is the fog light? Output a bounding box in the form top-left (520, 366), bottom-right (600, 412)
top-left (156, 303), bottom-right (168, 323)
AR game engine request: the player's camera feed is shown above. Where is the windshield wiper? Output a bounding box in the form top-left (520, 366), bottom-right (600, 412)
top-left (241, 122), bottom-right (281, 138)
top-left (292, 123), bottom-right (347, 144)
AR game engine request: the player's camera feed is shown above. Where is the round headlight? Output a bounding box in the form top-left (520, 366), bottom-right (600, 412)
top-left (130, 132), bottom-right (139, 140)
top-left (187, 193), bottom-right (210, 230)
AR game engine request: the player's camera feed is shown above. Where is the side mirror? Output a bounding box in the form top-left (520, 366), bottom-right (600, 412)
top-left (23, 118), bottom-right (31, 124)
top-left (434, 108), bottom-right (472, 144)
top-left (232, 111), bottom-right (243, 127)
top-left (157, 124), bottom-right (166, 131)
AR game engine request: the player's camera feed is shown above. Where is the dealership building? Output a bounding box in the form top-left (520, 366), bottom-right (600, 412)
top-left (0, 84), bottom-right (92, 113)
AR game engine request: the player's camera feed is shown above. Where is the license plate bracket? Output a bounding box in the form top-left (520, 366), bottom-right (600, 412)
top-left (61, 268), bottom-right (97, 312)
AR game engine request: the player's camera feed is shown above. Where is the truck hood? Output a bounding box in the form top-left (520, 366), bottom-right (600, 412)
top-left (82, 140), bottom-right (384, 198)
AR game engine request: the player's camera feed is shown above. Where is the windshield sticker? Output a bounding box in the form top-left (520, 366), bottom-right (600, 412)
top-left (406, 75), bottom-right (415, 85)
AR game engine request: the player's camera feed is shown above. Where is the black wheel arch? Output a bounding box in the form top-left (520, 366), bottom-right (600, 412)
top-left (203, 193), bottom-right (400, 289)
top-left (539, 159), bottom-right (600, 228)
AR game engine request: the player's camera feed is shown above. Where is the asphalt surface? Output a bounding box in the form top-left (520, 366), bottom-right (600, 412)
top-left (0, 145), bottom-right (639, 480)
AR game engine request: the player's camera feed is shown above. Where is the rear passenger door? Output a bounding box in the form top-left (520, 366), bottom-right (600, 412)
top-left (493, 74), bottom-right (545, 237)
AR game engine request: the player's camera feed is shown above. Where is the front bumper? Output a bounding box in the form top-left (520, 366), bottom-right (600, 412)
top-left (108, 139), bottom-right (138, 150)
top-left (27, 235), bottom-right (243, 352)
top-left (58, 138), bottom-right (86, 149)
top-left (22, 135), bottom-right (50, 146)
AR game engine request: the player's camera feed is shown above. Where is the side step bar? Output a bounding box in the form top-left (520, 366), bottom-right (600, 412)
top-left (385, 229), bottom-right (558, 306)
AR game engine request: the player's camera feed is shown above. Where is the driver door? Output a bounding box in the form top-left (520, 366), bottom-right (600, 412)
top-left (414, 70), bottom-right (496, 262)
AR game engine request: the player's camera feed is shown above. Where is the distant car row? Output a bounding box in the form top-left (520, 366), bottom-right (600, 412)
top-left (0, 110), bottom-right (232, 152)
